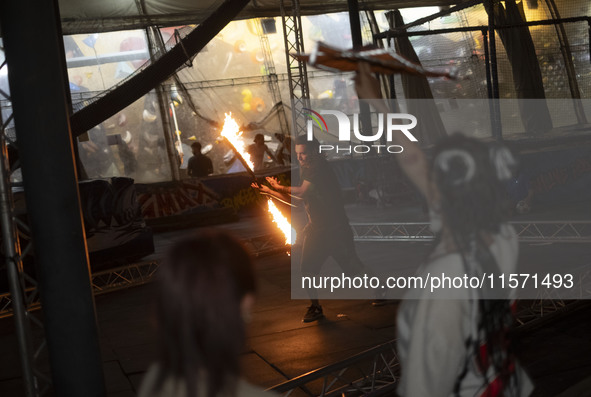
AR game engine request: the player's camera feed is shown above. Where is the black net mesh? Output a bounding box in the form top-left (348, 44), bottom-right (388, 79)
top-left (385, 2), bottom-right (590, 101)
top-left (375, 0), bottom-right (590, 136)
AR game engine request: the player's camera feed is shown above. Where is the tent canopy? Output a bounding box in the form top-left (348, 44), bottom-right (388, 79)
top-left (59, 0), bottom-right (465, 34)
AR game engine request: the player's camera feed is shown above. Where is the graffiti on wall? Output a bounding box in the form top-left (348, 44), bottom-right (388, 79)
top-left (530, 157), bottom-right (591, 194)
top-left (137, 179), bottom-right (220, 219)
top-left (135, 170), bottom-right (293, 219)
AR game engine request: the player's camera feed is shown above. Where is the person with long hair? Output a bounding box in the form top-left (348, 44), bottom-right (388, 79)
top-left (138, 230), bottom-right (276, 397)
top-left (354, 63), bottom-right (533, 396)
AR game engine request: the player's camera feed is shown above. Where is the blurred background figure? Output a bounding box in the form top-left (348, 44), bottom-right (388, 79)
top-left (247, 133), bottom-right (276, 171)
top-left (138, 231), bottom-right (276, 397)
top-left (187, 141), bottom-right (214, 178)
top-left (273, 133), bottom-right (292, 166)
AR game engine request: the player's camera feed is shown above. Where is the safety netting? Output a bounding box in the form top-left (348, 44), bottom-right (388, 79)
top-left (2, 1), bottom-right (589, 184)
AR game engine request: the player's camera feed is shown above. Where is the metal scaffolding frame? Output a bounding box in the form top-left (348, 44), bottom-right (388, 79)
top-left (4, 220), bottom-right (586, 317)
top-left (265, 300), bottom-right (585, 397)
top-left (265, 293), bottom-right (582, 397)
top-left (0, 72), bottom-right (51, 395)
top-left (91, 260), bottom-right (160, 295)
top-left (243, 234), bottom-right (293, 257)
top-left (514, 298), bottom-right (589, 327)
top-left (71, 69), bottom-right (335, 94)
top-left (254, 18), bottom-right (291, 138)
top-left (69, 0), bottom-right (252, 137)
top-left (352, 222), bottom-right (435, 242)
top-left (0, 260), bottom-right (159, 319)
top-left (351, 221), bottom-right (591, 243)
top-left (0, 233), bottom-right (290, 319)
top-left (280, 0), bottom-right (311, 137)
top-left (374, 12), bottom-right (591, 140)
top-left (269, 340), bottom-right (400, 396)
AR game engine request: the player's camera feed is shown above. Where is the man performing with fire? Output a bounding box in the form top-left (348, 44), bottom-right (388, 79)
top-left (254, 135), bottom-right (374, 322)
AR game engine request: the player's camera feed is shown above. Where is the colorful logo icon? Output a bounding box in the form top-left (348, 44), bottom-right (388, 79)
top-left (303, 108), bottom-right (328, 133)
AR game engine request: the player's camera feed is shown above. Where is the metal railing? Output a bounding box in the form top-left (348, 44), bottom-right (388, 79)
top-left (0, 233), bottom-right (289, 319)
top-left (351, 221), bottom-right (591, 243)
top-left (268, 340), bottom-right (400, 397)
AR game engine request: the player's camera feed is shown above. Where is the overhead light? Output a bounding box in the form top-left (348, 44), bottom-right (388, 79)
top-left (261, 18), bottom-right (277, 35)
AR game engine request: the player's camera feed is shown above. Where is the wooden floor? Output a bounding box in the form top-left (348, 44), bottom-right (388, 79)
top-left (1, 204), bottom-right (591, 396)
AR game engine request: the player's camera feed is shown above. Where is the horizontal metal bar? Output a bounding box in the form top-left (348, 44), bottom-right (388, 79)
top-left (375, 16), bottom-right (591, 40)
top-left (0, 232), bottom-right (291, 318)
top-left (66, 50), bottom-right (150, 68)
top-left (269, 340), bottom-right (398, 393)
top-left (351, 222), bottom-right (591, 243)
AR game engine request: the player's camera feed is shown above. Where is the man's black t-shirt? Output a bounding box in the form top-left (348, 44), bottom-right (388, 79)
top-left (300, 158), bottom-right (349, 230)
top-left (188, 154), bottom-right (213, 177)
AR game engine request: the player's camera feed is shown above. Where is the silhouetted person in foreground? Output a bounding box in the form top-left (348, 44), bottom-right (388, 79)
top-left (355, 62), bottom-right (533, 396)
top-left (138, 231), bottom-right (278, 397)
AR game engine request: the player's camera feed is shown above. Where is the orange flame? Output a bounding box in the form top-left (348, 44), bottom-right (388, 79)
top-left (267, 199), bottom-right (296, 245)
top-left (220, 113), bottom-right (254, 172)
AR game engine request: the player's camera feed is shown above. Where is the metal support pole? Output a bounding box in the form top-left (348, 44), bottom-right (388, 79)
top-left (347, 0), bottom-right (373, 154)
top-left (255, 19), bottom-right (291, 140)
top-left (385, 12), bottom-right (400, 104)
top-left (589, 21), bottom-right (591, 65)
top-left (146, 23), bottom-right (182, 181)
top-left (482, 29), bottom-right (498, 139)
top-left (348, 0), bottom-right (363, 48)
top-left (487, 0), bottom-right (503, 140)
top-left (70, 0), bottom-right (251, 136)
top-left (156, 85), bottom-right (182, 180)
top-left (482, 30), bottom-right (494, 100)
top-left (544, 0), bottom-right (587, 124)
top-left (376, 16), bottom-right (591, 41)
top-left (0, 0), bottom-right (106, 395)
top-left (280, 0), bottom-right (311, 137)
top-left (0, 131), bottom-right (36, 396)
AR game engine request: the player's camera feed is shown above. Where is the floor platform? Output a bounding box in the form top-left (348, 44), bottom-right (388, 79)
top-left (1, 202), bottom-right (591, 396)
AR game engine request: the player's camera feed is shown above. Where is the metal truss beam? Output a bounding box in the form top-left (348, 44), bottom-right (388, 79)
top-left (352, 223), bottom-right (435, 242)
top-left (0, 234), bottom-right (289, 319)
top-left (243, 233), bottom-right (293, 258)
top-left (514, 262), bottom-right (591, 327)
top-left (254, 18), bottom-right (290, 137)
top-left (0, 63), bottom-right (50, 395)
top-left (0, 260), bottom-right (159, 319)
top-left (514, 299), bottom-right (591, 328)
top-left (265, 291), bottom-right (575, 397)
top-left (4, 220), bottom-right (587, 319)
top-left (265, 298), bottom-right (584, 397)
top-left (92, 261), bottom-right (160, 295)
top-left (70, 70), bottom-right (335, 98)
top-left (69, 0), bottom-right (251, 136)
top-left (280, 0), bottom-right (311, 137)
top-left (351, 221), bottom-right (591, 243)
top-left (511, 221), bottom-right (591, 243)
top-left (269, 340), bottom-right (400, 396)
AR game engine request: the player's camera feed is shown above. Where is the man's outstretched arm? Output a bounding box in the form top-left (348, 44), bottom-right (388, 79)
top-left (265, 176), bottom-right (309, 199)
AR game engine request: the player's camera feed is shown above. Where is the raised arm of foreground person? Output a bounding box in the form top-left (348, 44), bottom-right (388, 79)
top-left (353, 62), bottom-right (433, 204)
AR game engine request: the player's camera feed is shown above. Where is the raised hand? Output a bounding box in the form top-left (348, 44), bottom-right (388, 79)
top-left (266, 176), bottom-right (281, 189)
top-left (252, 182), bottom-right (273, 194)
